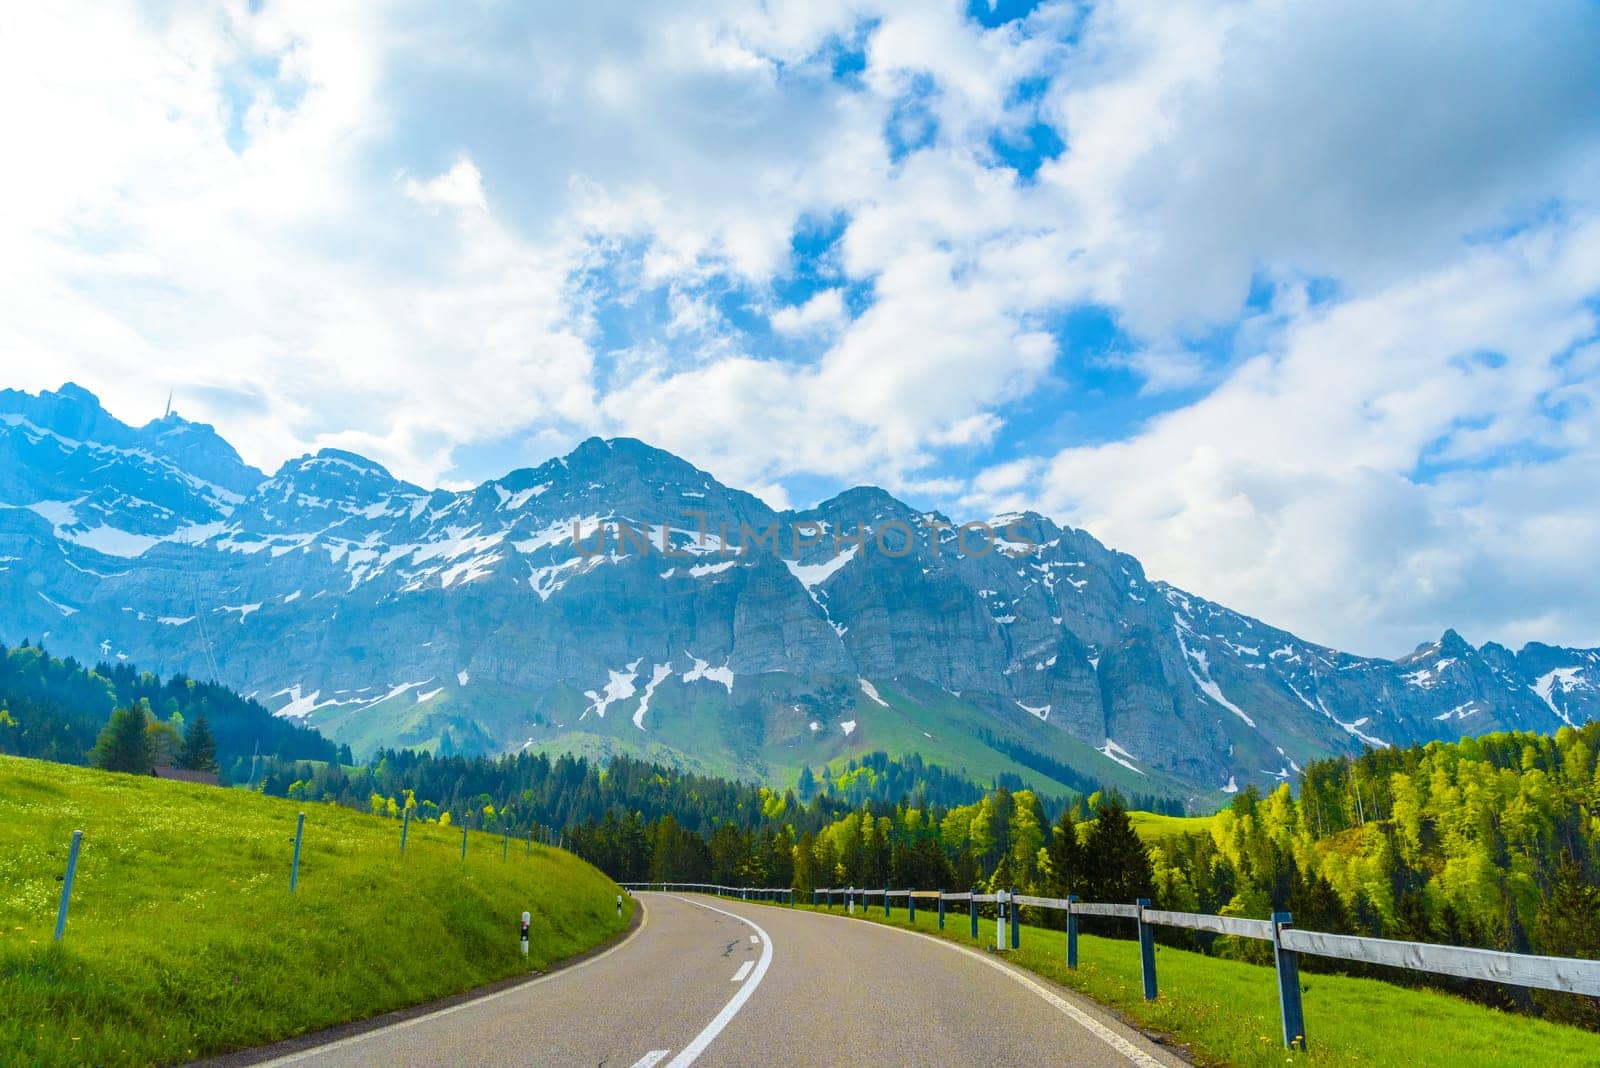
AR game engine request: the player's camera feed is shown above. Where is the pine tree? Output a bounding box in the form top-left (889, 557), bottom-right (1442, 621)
top-left (1532, 858), bottom-right (1600, 1028)
top-left (91, 704), bottom-right (152, 774)
top-left (1046, 806), bottom-right (1084, 899)
top-left (176, 712), bottom-right (218, 771)
top-left (952, 847), bottom-right (981, 891)
top-left (1081, 797), bottom-right (1154, 904)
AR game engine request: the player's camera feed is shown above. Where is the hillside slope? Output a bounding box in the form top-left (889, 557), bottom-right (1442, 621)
top-left (0, 756), bottom-right (631, 1066)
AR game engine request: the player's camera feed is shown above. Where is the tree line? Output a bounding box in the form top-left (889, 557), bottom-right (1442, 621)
top-left (0, 641), bottom-right (344, 779)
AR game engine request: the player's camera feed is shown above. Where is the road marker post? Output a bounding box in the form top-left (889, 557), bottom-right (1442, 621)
top-left (461, 825), bottom-right (468, 860)
top-left (520, 911), bottom-right (531, 957)
top-left (617, 894), bottom-right (623, 917)
top-left (1010, 887), bottom-right (1020, 949)
top-left (53, 830), bottom-right (83, 941)
top-left (1066, 895), bottom-right (1079, 968)
top-left (1136, 898), bottom-right (1157, 1000)
top-left (400, 809), bottom-right (410, 854)
top-left (996, 890), bottom-right (1007, 950)
top-left (502, 831), bottom-right (508, 860)
top-left (289, 813), bottom-right (305, 893)
top-left (970, 894), bottom-right (978, 938)
top-left (937, 890), bottom-right (945, 930)
top-left (1272, 911), bottom-right (1307, 1051)
top-left (848, 888), bottom-right (855, 916)
top-left (909, 893), bottom-right (916, 923)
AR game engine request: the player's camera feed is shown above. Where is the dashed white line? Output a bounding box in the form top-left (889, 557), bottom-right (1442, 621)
top-left (630, 1051), bottom-right (671, 1068)
top-left (731, 960), bottom-right (754, 982)
top-left (662, 895), bottom-right (773, 1068)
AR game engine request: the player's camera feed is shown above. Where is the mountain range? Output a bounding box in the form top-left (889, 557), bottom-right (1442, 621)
top-left (4, 382), bottom-right (1596, 805)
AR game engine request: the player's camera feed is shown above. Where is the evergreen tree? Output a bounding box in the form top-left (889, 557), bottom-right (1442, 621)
top-left (1046, 806), bottom-right (1084, 898)
top-left (952, 847), bottom-right (981, 891)
top-left (178, 713), bottom-right (220, 772)
top-left (1532, 858), bottom-right (1600, 1028)
top-left (91, 704), bottom-right (152, 774)
top-left (1081, 797), bottom-right (1154, 904)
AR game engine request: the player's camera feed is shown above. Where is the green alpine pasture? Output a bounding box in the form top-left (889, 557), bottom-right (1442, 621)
top-left (0, 755), bottom-right (633, 1067)
top-left (785, 898), bottom-right (1600, 1067)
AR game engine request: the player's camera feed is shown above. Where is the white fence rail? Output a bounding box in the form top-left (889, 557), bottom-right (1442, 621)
top-left (623, 881), bottom-right (1600, 1051)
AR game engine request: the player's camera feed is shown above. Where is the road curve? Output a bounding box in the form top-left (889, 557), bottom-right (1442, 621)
top-left (246, 892), bottom-right (1185, 1068)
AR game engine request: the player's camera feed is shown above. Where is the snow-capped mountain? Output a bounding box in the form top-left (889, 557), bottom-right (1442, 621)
top-left (3, 383), bottom-right (1595, 802)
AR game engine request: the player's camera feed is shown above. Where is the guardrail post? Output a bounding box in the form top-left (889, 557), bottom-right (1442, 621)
top-left (400, 808), bottom-right (410, 854)
top-left (909, 893), bottom-right (916, 923)
top-left (1066, 895), bottom-right (1079, 968)
top-left (1010, 887), bottom-right (1020, 948)
top-left (1136, 898), bottom-right (1157, 1000)
top-left (1272, 911), bottom-right (1307, 1051)
top-left (938, 890), bottom-right (945, 930)
top-left (54, 830), bottom-right (83, 941)
top-left (883, 888), bottom-right (890, 917)
top-left (290, 813), bottom-right (305, 893)
top-left (970, 894), bottom-right (978, 938)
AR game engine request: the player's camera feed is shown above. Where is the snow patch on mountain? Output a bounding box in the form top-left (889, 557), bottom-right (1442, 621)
top-left (1016, 700), bottom-right (1051, 721)
top-left (785, 544), bottom-right (858, 589)
top-left (1097, 738), bottom-right (1143, 775)
top-left (585, 659), bottom-right (642, 719)
top-left (682, 655), bottom-right (734, 693)
top-left (858, 679), bottom-right (890, 708)
top-left (633, 663), bottom-right (674, 729)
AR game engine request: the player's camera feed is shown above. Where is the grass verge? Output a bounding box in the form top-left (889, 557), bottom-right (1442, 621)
top-left (0, 755), bottom-right (632, 1066)
top-left (778, 898), bottom-right (1600, 1067)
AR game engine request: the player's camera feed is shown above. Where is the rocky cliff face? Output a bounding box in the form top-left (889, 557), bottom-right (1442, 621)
top-left (3, 383), bottom-right (1595, 803)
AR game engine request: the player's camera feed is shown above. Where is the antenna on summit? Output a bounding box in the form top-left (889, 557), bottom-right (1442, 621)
top-left (164, 388), bottom-right (173, 419)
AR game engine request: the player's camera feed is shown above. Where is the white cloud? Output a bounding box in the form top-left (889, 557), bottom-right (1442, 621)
top-left (972, 216), bottom-right (1600, 655)
top-left (770, 288), bottom-right (846, 335)
top-left (4, 0), bottom-right (1600, 653)
top-left (401, 158), bottom-right (487, 212)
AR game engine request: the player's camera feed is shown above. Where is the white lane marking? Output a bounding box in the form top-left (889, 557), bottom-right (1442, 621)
top-left (731, 960), bottom-right (754, 982)
top-left (663, 895), bottom-right (773, 1068)
top-left (857, 918), bottom-right (1168, 1068)
top-left (258, 903), bottom-right (651, 1066)
top-left (630, 1051), bottom-right (671, 1068)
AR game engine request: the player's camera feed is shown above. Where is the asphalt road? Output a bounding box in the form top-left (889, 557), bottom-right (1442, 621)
top-left (251, 892), bottom-right (1187, 1068)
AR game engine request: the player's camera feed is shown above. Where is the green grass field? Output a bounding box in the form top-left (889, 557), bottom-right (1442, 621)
top-left (1126, 810), bottom-right (1218, 846)
top-left (0, 755), bottom-right (633, 1066)
top-left (786, 899), bottom-right (1600, 1067)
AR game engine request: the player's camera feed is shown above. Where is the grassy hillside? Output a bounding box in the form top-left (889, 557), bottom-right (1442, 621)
top-left (0, 755), bottom-right (632, 1066)
top-left (1126, 811), bottom-right (1218, 847)
top-left (509, 673), bottom-right (1197, 809)
top-left (791, 899), bottom-right (1600, 1067)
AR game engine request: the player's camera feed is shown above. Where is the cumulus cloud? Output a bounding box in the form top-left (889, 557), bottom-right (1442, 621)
top-left (971, 217), bottom-right (1600, 654)
top-left (5, 0), bottom-right (1600, 652)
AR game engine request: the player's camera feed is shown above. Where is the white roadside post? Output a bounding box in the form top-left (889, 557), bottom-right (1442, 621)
top-left (617, 893), bottom-right (623, 917)
top-left (996, 890), bottom-right (1008, 951)
top-left (520, 911), bottom-right (531, 957)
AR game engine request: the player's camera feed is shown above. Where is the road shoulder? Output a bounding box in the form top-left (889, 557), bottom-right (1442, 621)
top-left (193, 899), bottom-right (647, 1068)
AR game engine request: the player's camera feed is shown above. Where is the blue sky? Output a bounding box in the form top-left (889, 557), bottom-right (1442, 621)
top-left (5, 0), bottom-right (1600, 657)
